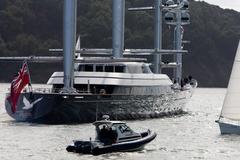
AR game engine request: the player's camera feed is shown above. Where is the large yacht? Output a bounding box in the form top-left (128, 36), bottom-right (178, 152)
top-left (4, 0), bottom-right (196, 123)
top-left (5, 58), bottom-right (194, 123)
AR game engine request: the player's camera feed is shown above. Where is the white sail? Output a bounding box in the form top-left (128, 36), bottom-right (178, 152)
top-left (75, 35), bottom-right (81, 51)
top-left (221, 41), bottom-right (240, 120)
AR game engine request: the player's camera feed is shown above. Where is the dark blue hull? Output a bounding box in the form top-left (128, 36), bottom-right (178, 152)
top-left (216, 120), bottom-right (240, 135)
top-left (5, 91), bottom-right (189, 124)
top-left (93, 132), bottom-right (157, 155)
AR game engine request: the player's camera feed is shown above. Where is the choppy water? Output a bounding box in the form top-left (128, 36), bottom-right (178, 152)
top-left (1, 83), bottom-right (240, 160)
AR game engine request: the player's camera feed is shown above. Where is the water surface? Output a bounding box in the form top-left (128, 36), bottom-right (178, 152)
top-left (1, 84), bottom-right (239, 160)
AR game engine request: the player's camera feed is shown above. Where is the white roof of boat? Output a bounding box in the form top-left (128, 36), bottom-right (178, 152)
top-left (75, 61), bottom-right (150, 65)
top-left (93, 120), bottom-right (126, 126)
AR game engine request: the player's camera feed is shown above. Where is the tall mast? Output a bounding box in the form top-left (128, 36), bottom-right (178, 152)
top-left (153, 0), bottom-right (162, 74)
top-left (174, 8), bottom-right (182, 83)
top-left (62, 0), bottom-right (77, 92)
top-left (112, 0), bottom-right (125, 58)
top-left (128, 1), bottom-right (163, 74)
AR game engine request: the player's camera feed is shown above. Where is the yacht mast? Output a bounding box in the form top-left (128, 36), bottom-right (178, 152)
top-left (62, 0), bottom-right (77, 92)
top-left (112, 0), bottom-right (125, 58)
top-left (174, 0), bottom-right (183, 83)
top-left (153, 0), bottom-right (162, 74)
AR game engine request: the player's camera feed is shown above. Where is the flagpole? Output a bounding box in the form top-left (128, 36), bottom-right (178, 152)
top-left (24, 60), bottom-right (33, 92)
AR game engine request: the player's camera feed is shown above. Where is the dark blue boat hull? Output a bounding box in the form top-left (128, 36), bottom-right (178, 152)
top-left (5, 91), bottom-right (189, 124)
top-left (92, 131), bottom-right (157, 155)
top-left (216, 120), bottom-right (240, 135)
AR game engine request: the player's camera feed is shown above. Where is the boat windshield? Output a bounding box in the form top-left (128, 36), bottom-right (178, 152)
top-left (118, 124), bottom-right (132, 133)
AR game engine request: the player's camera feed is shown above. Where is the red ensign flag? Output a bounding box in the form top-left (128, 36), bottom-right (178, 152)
top-left (8, 61), bottom-right (30, 113)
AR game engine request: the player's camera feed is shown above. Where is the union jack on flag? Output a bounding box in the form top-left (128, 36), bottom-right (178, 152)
top-left (8, 61), bottom-right (30, 113)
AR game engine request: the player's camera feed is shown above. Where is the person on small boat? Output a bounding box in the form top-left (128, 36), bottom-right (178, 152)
top-left (99, 125), bottom-right (118, 145)
top-left (108, 127), bottom-right (118, 144)
top-left (99, 125), bottom-right (108, 140)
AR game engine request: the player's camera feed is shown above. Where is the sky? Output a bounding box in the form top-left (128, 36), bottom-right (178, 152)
top-left (202, 0), bottom-right (240, 12)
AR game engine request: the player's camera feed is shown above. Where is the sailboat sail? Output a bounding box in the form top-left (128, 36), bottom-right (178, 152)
top-left (221, 42), bottom-right (240, 121)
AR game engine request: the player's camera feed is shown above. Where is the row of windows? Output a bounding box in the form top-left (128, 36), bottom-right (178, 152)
top-left (78, 64), bottom-right (125, 73)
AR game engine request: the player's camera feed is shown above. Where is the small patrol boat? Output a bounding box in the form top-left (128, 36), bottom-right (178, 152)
top-left (66, 116), bottom-right (157, 155)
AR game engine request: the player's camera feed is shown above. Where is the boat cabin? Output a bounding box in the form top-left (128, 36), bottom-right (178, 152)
top-left (48, 61), bottom-right (173, 95)
top-left (93, 120), bottom-right (142, 144)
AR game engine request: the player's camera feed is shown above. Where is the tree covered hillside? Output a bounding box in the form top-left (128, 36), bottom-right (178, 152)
top-left (0, 0), bottom-right (239, 87)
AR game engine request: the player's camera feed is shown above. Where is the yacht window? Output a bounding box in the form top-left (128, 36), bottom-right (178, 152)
top-left (96, 65), bottom-right (104, 72)
top-left (105, 66), bottom-right (114, 72)
top-left (115, 66), bottom-right (125, 73)
top-left (78, 65), bottom-right (85, 71)
top-left (85, 65), bottom-right (93, 71)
